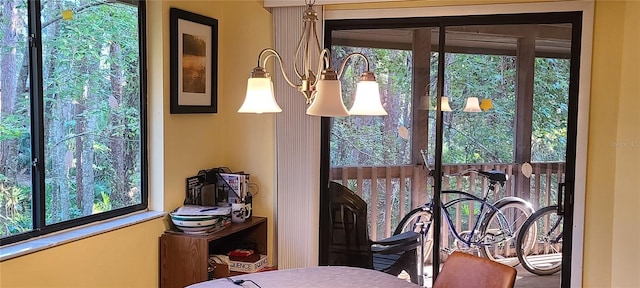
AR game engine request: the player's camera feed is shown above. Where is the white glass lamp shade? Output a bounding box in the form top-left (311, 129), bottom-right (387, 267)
top-left (440, 96), bottom-right (452, 112)
top-left (238, 77), bottom-right (282, 113)
top-left (348, 80), bottom-right (387, 116)
top-left (418, 95), bottom-right (432, 111)
top-left (306, 79), bottom-right (349, 117)
top-left (463, 97), bottom-right (482, 112)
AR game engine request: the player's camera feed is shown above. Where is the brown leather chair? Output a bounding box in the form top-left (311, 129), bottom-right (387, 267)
top-left (433, 251), bottom-right (517, 288)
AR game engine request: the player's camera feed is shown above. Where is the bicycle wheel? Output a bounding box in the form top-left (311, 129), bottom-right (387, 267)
top-left (516, 205), bottom-right (563, 275)
top-left (479, 201), bottom-right (533, 267)
top-left (395, 208), bottom-right (433, 265)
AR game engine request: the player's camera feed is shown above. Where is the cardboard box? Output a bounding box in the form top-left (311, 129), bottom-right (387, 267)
top-left (228, 254), bottom-right (267, 273)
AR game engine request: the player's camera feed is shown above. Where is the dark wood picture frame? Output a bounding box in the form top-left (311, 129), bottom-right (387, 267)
top-left (170, 8), bottom-right (218, 114)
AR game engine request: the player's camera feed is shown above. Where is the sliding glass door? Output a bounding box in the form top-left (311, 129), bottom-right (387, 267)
top-left (321, 12), bottom-right (581, 288)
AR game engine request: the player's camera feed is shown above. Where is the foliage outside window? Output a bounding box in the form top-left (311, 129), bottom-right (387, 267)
top-left (0, 0), bottom-right (146, 245)
top-left (431, 54), bottom-right (569, 164)
top-left (432, 53), bottom-right (518, 164)
top-left (532, 58), bottom-right (569, 162)
top-left (329, 47), bottom-right (569, 167)
top-left (330, 46), bottom-right (413, 167)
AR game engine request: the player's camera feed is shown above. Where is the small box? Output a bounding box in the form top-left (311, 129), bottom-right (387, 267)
top-left (213, 263), bottom-right (230, 278)
top-left (228, 254), bottom-right (268, 273)
top-left (229, 254), bottom-right (260, 262)
top-left (229, 249), bottom-right (254, 258)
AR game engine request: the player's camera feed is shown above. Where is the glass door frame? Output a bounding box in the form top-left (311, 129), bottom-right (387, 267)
top-left (321, 11), bottom-right (583, 288)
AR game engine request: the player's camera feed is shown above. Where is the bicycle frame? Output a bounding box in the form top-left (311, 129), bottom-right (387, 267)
top-left (415, 150), bottom-right (522, 253)
top-left (551, 206), bottom-right (565, 244)
top-left (546, 215), bottom-right (564, 244)
top-left (420, 189), bottom-right (514, 250)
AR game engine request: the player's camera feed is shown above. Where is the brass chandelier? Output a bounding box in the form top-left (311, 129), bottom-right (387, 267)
top-left (238, 0), bottom-right (387, 117)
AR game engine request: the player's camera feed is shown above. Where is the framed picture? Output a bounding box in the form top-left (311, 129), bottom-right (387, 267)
top-left (170, 8), bottom-right (218, 114)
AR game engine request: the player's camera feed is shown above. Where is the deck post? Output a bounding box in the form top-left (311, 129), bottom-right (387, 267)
top-left (514, 28), bottom-right (536, 200)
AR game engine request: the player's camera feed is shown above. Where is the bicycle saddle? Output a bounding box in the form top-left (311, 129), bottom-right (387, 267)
top-left (478, 170), bottom-right (507, 183)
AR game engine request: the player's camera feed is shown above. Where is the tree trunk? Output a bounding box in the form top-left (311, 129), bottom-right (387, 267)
top-left (382, 50), bottom-right (400, 164)
top-left (78, 55), bottom-right (101, 216)
top-left (51, 101), bottom-right (72, 220)
top-left (0, 0), bottom-right (19, 180)
top-left (124, 61), bottom-right (140, 204)
top-left (74, 102), bottom-right (85, 209)
top-left (81, 94), bottom-right (96, 216)
top-left (16, 46), bottom-right (29, 97)
top-left (42, 0), bottom-right (70, 221)
top-left (108, 41), bottom-right (128, 207)
top-left (443, 54), bottom-right (455, 149)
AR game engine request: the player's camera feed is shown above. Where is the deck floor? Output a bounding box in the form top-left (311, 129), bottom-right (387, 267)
top-left (514, 265), bottom-right (561, 288)
top-left (418, 256), bottom-right (561, 288)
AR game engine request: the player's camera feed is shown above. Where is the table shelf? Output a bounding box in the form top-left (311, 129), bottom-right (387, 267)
top-left (160, 216), bottom-right (267, 288)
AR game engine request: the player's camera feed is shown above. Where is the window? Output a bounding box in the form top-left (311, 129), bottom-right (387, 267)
top-left (329, 45), bottom-right (413, 167)
top-left (0, 0), bottom-right (147, 245)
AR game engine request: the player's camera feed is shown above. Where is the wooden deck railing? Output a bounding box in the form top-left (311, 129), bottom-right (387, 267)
top-left (329, 162), bottom-right (565, 243)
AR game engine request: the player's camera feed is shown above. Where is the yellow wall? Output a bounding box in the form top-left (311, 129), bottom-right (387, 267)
top-left (0, 220), bottom-right (166, 288)
top-left (2, 0), bottom-right (639, 287)
top-left (583, 1), bottom-right (640, 287)
top-left (608, 1), bottom-right (640, 287)
top-left (0, 1), bottom-right (274, 287)
top-left (217, 0), bottom-right (277, 267)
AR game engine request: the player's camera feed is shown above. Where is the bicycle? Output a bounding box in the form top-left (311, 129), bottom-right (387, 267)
top-left (516, 205), bottom-right (564, 275)
top-left (394, 150), bottom-right (535, 267)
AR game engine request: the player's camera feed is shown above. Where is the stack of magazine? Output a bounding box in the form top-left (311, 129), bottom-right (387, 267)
top-left (217, 173), bottom-right (249, 205)
top-left (184, 168), bottom-right (249, 207)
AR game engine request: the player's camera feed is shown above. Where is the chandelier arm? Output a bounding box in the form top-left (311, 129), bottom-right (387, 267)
top-left (258, 48), bottom-right (300, 89)
top-left (310, 21), bottom-right (325, 82)
top-left (304, 22), bottom-right (313, 76)
top-left (310, 18), bottom-right (324, 80)
top-left (312, 20), bottom-right (322, 55)
top-left (336, 52), bottom-right (370, 79)
top-left (314, 48), bottom-right (331, 80)
top-left (292, 21), bottom-right (309, 80)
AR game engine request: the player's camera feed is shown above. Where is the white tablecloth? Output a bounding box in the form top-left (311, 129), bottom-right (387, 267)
top-left (187, 266), bottom-right (420, 288)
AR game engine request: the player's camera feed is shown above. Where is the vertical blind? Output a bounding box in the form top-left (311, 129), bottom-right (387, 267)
top-left (274, 5), bottom-right (322, 268)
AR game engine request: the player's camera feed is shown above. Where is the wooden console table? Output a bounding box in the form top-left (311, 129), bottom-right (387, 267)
top-left (160, 216), bottom-right (267, 288)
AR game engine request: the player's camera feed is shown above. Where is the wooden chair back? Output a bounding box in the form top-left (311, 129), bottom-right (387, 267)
top-left (433, 251), bottom-right (517, 288)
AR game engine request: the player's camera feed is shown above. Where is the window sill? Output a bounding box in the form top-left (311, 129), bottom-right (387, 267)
top-left (0, 210), bottom-right (165, 262)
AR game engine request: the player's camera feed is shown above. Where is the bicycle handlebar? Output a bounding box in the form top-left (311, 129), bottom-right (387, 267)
top-left (419, 149), bottom-right (507, 185)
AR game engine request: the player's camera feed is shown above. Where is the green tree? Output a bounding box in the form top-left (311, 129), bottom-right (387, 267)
top-left (0, 0), bottom-right (142, 237)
